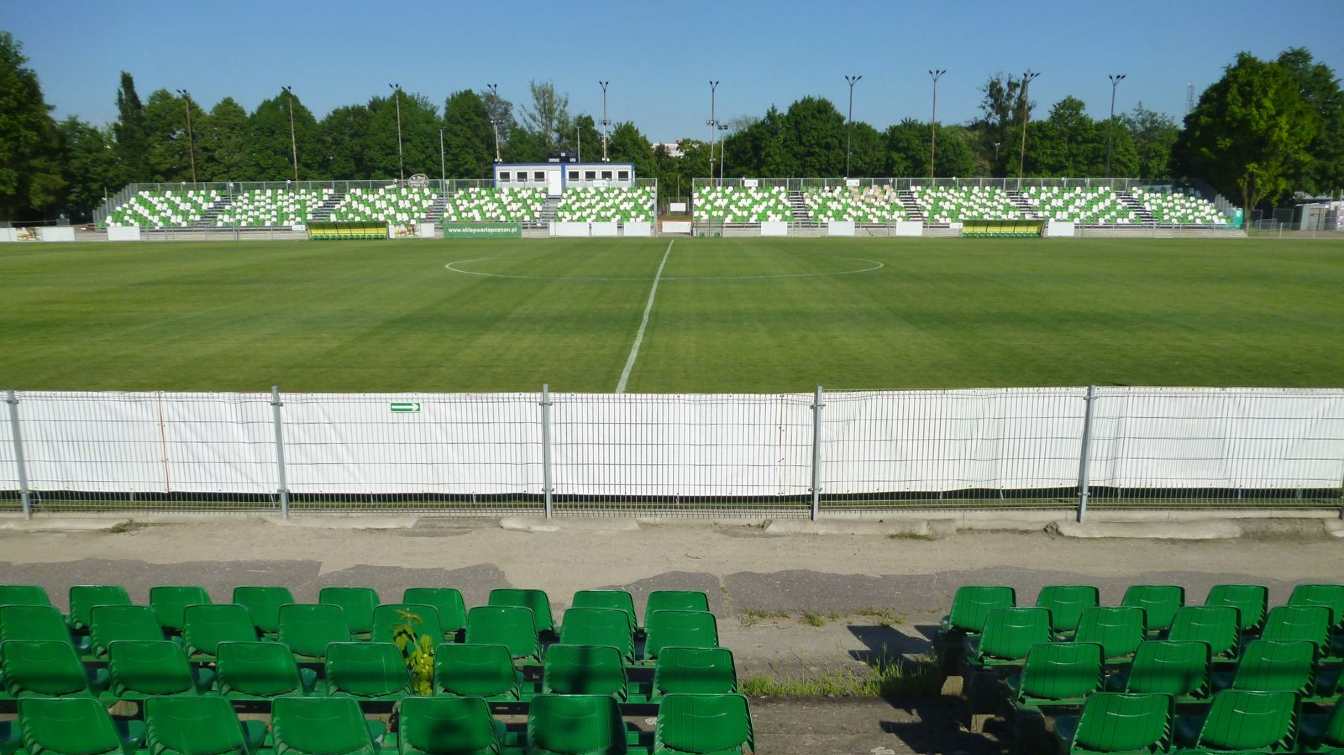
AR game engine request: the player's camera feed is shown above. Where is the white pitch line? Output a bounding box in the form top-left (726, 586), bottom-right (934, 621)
top-left (615, 240), bottom-right (674, 393)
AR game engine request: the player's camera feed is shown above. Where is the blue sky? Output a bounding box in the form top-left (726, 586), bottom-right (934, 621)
top-left (4, 0), bottom-right (1342, 142)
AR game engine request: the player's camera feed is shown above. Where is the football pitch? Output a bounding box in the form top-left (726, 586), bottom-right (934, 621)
top-left (2, 236), bottom-right (1342, 393)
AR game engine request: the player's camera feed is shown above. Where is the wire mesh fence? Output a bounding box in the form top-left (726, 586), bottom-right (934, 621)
top-left (1, 387), bottom-right (1341, 517)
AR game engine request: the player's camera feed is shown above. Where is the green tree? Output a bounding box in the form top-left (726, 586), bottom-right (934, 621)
top-left (781, 97), bottom-right (845, 177)
top-left (248, 90), bottom-right (320, 180)
top-left (1276, 47), bottom-right (1344, 195)
top-left (441, 90), bottom-right (493, 179)
top-left (607, 121), bottom-right (655, 180)
top-left (142, 89), bottom-right (205, 182)
top-left (198, 97), bottom-right (250, 181)
top-left (318, 105), bottom-right (371, 179)
top-left (935, 125), bottom-right (979, 177)
top-left (1123, 103), bottom-right (1179, 180)
top-left (365, 91), bottom-right (439, 178)
top-left (884, 119), bottom-right (926, 176)
top-left (113, 71), bottom-right (149, 183)
top-left (479, 87), bottom-right (514, 159)
top-left (559, 114), bottom-right (602, 162)
top-left (520, 80), bottom-right (569, 154)
top-left (57, 117), bottom-right (118, 221)
top-left (0, 32), bottom-right (64, 220)
top-left (847, 122), bottom-right (886, 177)
top-left (971, 73), bottom-right (1033, 176)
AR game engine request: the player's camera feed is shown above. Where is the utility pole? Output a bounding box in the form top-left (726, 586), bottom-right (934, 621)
top-left (389, 83), bottom-right (404, 181)
top-left (707, 81), bottom-right (720, 185)
top-left (486, 83), bottom-right (503, 163)
top-left (1105, 73), bottom-right (1126, 176)
top-left (1018, 70), bottom-right (1041, 179)
top-left (844, 74), bottom-right (862, 177)
top-left (439, 128), bottom-right (446, 186)
top-left (718, 123), bottom-right (729, 182)
top-left (282, 86), bottom-right (300, 181)
top-left (599, 80), bottom-right (611, 162)
top-left (928, 69), bottom-right (945, 180)
top-left (175, 89), bottom-right (197, 183)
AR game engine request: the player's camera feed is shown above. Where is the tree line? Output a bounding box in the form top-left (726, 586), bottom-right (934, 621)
top-left (1, 30), bottom-right (1339, 223)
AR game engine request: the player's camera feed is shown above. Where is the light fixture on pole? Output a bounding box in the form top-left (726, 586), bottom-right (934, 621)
top-left (1017, 70), bottom-right (1041, 179)
top-left (282, 86), bottom-right (300, 181)
top-left (388, 83), bottom-right (405, 181)
top-left (928, 69), bottom-right (945, 180)
top-left (599, 80), bottom-right (611, 162)
top-left (175, 89), bottom-right (197, 183)
top-left (486, 83), bottom-right (502, 164)
top-left (844, 74), bottom-right (862, 178)
top-left (1105, 73), bottom-right (1126, 177)
top-left (707, 81), bottom-right (720, 185)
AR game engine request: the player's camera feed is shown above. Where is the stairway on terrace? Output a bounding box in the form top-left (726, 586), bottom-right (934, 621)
top-left (192, 195), bottom-right (235, 228)
top-left (309, 190), bottom-right (346, 222)
top-left (787, 191), bottom-right (811, 224)
top-left (895, 190), bottom-right (925, 222)
top-left (1116, 191), bottom-right (1156, 223)
top-left (539, 196), bottom-right (561, 225)
top-left (424, 194), bottom-right (449, 223)
top-left (1005, 191), bottom-right (1041, 219)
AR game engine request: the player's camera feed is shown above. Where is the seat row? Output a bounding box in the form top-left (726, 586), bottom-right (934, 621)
top-left (2, 692), bottom-right (754, 755)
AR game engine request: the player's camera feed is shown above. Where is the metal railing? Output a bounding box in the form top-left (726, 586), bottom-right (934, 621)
top-left (691, 177), bottom-right (1170, 191)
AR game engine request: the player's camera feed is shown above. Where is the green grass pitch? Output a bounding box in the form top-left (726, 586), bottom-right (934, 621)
top-left (2, 237), bottom-right (1341, 393)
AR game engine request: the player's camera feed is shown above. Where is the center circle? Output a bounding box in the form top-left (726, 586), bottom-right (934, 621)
top-left (443, 256), bottom-right (885, 282)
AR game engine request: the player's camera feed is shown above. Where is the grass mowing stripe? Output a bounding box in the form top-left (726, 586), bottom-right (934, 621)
top-left (615, 239), bottom-right (674, 393)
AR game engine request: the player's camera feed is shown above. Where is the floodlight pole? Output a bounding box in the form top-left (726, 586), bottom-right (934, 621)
top-left (707, 81), bottom-right (720, 186)
top-left (928, 70), bottom-right (945, 180)
top-left (486, 83), bottom-right (503, 163)
top-left (1105, 74), bottom-right (1126, 177)
top-left (176, 89), bottom-right (197, 183)
top-left (389, 83), bottom-right (405, 181)
top-left (1017, 70), bottom-right (1040, 179)
top-left (718, 123), bottom-right (729, 182)
top-left (282, 86), bottom-right (300, 181)
top-left (438, 128), bottom-right (446, 186)
top-left (844, 75), bottom-right (861, 178)
top-left (599, 81), bottom-right (610, 162)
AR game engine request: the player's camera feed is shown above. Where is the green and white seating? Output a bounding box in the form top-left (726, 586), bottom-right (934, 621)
top-left (215, 188), bottom-right (333, 227)
top-left (106, 190), bottom-right (221, 228)
top-left (694, 186), bottom-right (792, 223)
top-left (1132, 189), bottom-right (1227, 225)
top-left (1021, 187), bottom-right (1139, 225)
top-left (442, 188), bottom-right (545, 224)
top-left (912, 186), bottom-right (1024, 224)
top-left (330, 186), bottom-right (436, 224)
top-left (556, 187), bottom-right (655, 222)
top-left (804, 186), bottom-right (905, 223)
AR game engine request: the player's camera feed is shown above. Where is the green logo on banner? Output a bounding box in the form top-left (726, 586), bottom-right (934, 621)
top-left (442, 222), bottom-right (523, 239)
top-left (390, 402), bottom-right (421, 413)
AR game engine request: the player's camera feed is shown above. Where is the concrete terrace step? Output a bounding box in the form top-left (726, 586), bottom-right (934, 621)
top-left (1117, 191), bottom-right (1156, 223)
top-left (787, 191), bottom-right (811, 224)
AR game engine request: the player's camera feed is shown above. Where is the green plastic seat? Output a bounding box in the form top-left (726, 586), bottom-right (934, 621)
top-left (271, 697), bottom-right (380, 755)
top-left (1289, 584), bottom-right (1344, 627)
top-left (325, 642), bottom-right (410, 701)
top-left (232, 586), bottom-right (295, 636)
top-left (1121, 585), bottom-right (1185, 633)
top-left (527, 694), bottom-right (628, 754)
top-left (144, 695), bottom-right (259, 755)
top-left (465, 606), bottom-right (540, 661)
top-left (1262, 604), bottom-right (1332, 652)
top-left (216, 640), bottom-right (307, 700)
top-left (183, 604), bottom-right (257, 659)
top-left (653, 647), bottom-right (738, 699)
top-left (1232, 639), bottom-right (1315, 695)
top-left (18, 697), bottom-right (126, 755)
top-left (1035, 585), bottom-right (1098, 637)
top-left (1299, 697), bottom-right (1344, 753)
top-left (654, 694), bottom-right (753, 754)
top-left (488, 589), bottom-right (554, 636)
top-left (434, 643), bottom-right (521, 701)
top-left (0, 640), bottom-right (92, 698)
top-left (1191, 689), bottom-right (1296, 752)
top-left (0, 586), bottom-right (51, 607)
top-left (1004, 642), bottom-right (1101, 720)
top-left (1121, 640), bottom-right (1210, 702)
top-left (646, 592), bottom-right (710, 625)
top-left (1053, 692), bottom-right (1172, 754)
top-left (318, 587), bottom-right (379, 637)
top-left (645, 611), bottom-right (720, 662)
top-left (544, 644), bottom-right (628, 699)
top-left (397, 696), bottom-right (503, 755)
top-left (149, 585), bottom-right (212, 634)
top-left (0, 605), bottom-right (71, 645)
top-left (573, 590), bottom-right (637, 633)
top-left (372, 603), bottom-right (443, 646)
top-left (1074, 606), bottom-right (1145, 662)
top-left (560, 608), bottom-right (635, 663)
top-left (279, 603), bottom-right (350, 661)
top-left (402, 588), bottom-right (467, 637)
top-left (940, 586), bottom-right (1016, 637)
top-left (67, 585), bottom-right (131, 632)
top-left (964, 607), bottom-right (1051, 669)
top-left (1168, 605), bottom-right (1240, 660)
top-left (1205, 584), bottom-right (1268, 633)
top-left (106, 639), bottom-right (198, 700)
top-left (89, 604), bottom-right (163, 657)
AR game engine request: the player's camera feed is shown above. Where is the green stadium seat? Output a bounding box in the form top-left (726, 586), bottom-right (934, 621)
top-left (433, 643), bottom-right (522, 701)
top-left (1289, 584), bottom-right (1344, 627)
top-left (183, 604), bottom-right (257, 660)
top-left (144, 695), bottom-right (264, 755)
top-left (1232, 640), bottom-right (1316, 695)
top-left (372, 603), bottom-right (443, 646)
top-left (271, 697), bottom-right (383, 755)
top-left (543, 644), bottom-right (628, 699)
top-left (573, 590), bottom-right (638, 634)
top-left (89, 604), bottom-right (163, 658)
top-left (0, 605), bottom-right (71, 645)
top-left (1022, 186), bottom-right (1141, 226)
top-left (488, 589), bottom-right (555, 636)
top-left (0, 640), bottom-right (92, 698)
top-left (1168, 605), bottom-right (1241, 661)
top-left (1052, 692), bottom-right (1172, 754)
top-left (559, 607), bottom-right (635, 663)
top-left (216, 640), bottom-right (310, 700)
top-left (803, 186), bottom-right (906, 224)
top-left (1299, 697), bottom-right (1344, 754)
top-left (1182, 689), bottom-right (1296, 752)
top-left (401, 588), bottom-right (467, 638)
top-left (645, 611), bottom-right (719, 662)
top-left (149, 585), bottom-right (212, 634)
top-left (104, 189), bottom-right (223, 229)
top-left (397, 696), bottom-right (505, 755)
top-left (1004, 642), bottom-right (1103, 713)
top-left (1131, 188), bottom-right (1228, 225)
top-left (527, 694), bottom-right (629, 755)
top-left (325, 642), bottom-right (410, 701)
top-left (963, 607), bottom-right (1051, 670)
top-left (330, 186), bottom-right (436, 225)
top-left (556, 187), bottom-right (657, 223)
top-left (18, 697), bottom-right (129, 755)
top-left (0, 586), bottom-right (51, 607)
top-left (1035, 585), bottom-right (1099, 638)
top-left (692, 186), bottom-right (792, 224)
top-left (1116, 640), bottom-right (1211, 703)
top-left (1121, 585), bottom-right (1185, 634)
top-left (232, 585), bottom-right (295, 637)
top-left (318, 587), bottom-right (379, 638)
top-left (68, 585), bottom-right (131, 632)
top-left (652, 647), bottom-right (738, 699)
top-left (654, 693), bottom-right (754, 755)
top-left (1261, 605), bottom-right (1332, 653)
top-left (279, 603), bottom-right (350, 661)
top-left (441, 187), bottom-right (545, 224)
top-left (1204, 584), bottom-right (1268, 633)
top-left (911, 186), bottom-right (1025, 224)
top-left (646, 591), bottom-right (710, 623)
top-left (940, 586), bottom-right (1016, 638)
top-left (465, 606), bottom-right (540, 662)
top-left (105, 640), bottom-right (199, 701)
top-left (1074, 606), bottom-right (1145, 663)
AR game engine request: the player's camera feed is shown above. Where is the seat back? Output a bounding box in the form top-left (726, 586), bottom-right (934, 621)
top-left (465, 606), bottom-right (540, 660)
top-left (560, 607), bottom-right (634, 662)
top-left (107, 640), bottom-right (197, 697)
top-left (401, 588), bottom-right (467, 634)
top-left (216, 640), bottom-right (304, 698)
top-left (90, 604), bottom-right (163, 656)
top-left (1232, 639), bottom-right (1315, 694)
top-left (1034, 585), bottom-right (1098, 634)
top-left (1288, 583), bottom-right (1344, 626)
top-left (1204, 584), bottom-right (1268, 632)
top-left (183, 604), bottom-right (257, 658)
top-left (1074, 607), bottom-right (1145, 660)
top-left (0, 604), bottom-right (70, 644)
top-left (18, 697), bottom-right (124, 755)
top-left (326, 642), bottom-right (410, 699)
top-left (144, 696), bottom-right (248, 755)
top-left (372, 603), bottom-right (443, 646)
top-left (67, 585), bottom-right (131, 630)
top-left (1124, 640), bottom-right (1210, 698)
top-left (1167, 605), bottom-right (1239, 659)
top-left (279, 603), bottom-right (350, 659)
top-left (645, 610), bottom-right (719, 661)
top-left (1070, 692), bottom-right (1172, 753)
top-left (434, 643), bottom-right (519, 699)
top-left (653, 647), bottom-right (738, 698)
top-left (0, 585), bottom-right (51, 607)
top-left (573, 590), bottom-right (637, 633)
top-left (318, 587), bottom-right (380, 635)
top-left (1121, 585), bottom-right (1185, 632)
top-left (1262, 604), bottom-right (1332, 650)
top-left (646, 591), bottom-right (710, 623)
top-left (977, 608), bottom-right (1050, 662)
top-left (1196, 689), bottom-right (1296, 751)
top-left (1018, 642), bottom-right (1102, 701)
top-left (232, 585), bottom-right (295, 635)
top-left (655, 694), bottom-right (753, 754)
top-left (397, 696), bottom-right (498, 755)
top-left (527, 694), bottom-right (627, 754)
top-left (149, 585), bottom-right (212, 633)
top-left (271, 697), bottom-right (378, 755)
top-left (0, 640), bottom-right (90, 697)
top-left (543, 644), bottom-right (628, 698)
top-left (1320, 698), bottom-right (1344, 748)
top-left (488, 588), bottom-right (554, 634)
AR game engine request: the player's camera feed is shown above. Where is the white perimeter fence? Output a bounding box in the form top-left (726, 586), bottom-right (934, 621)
top-left (3, 387), bottom-right (1343, 518)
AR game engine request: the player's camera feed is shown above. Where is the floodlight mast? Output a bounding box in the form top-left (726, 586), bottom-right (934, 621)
top-left (282, 86), bottom-right (299, 181)
top-left (599, 81), bottom-right (610, 162)
top-left (1018, 70), bottom-right (1041, 179)
top-left (486, 83), bottom-right (502, 164)
top-left (707, 81), bottom-right (720, 185)
top-left (176, 89), bottom-right (197, 183)
top-left (1105, 73), bottom-right (1126, 177)
top-left (844, 74), bottom-right (862, 177)
top-left (389, 83), bottom-right (405, 181)
top-left (928, 70), bottom-right (946, 180)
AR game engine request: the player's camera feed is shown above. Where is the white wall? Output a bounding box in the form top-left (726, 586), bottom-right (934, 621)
top-left (0, 228), bottom-right (18, 242)
top-left (623, 221), bottom-right (652, 237)
top-left (590, 221), bottom-right (619, 237)
top-left (38, 227), bottom-right (75, 242)
top-left (551, 222), bottom-right (590, 237)
top-left (760, 220), bottom-right (789, 237)
top-left (827, 220), bottom-right (856, 237)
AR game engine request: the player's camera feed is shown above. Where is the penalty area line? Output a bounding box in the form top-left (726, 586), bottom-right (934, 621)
top-left (615, 239), bottom-right (674, 393)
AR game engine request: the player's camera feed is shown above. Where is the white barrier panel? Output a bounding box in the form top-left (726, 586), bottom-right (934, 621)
top-left (827, 220), bottom-right (856, 237)
top-left (551, 222), bottom-right (590, 237)
top-left (669, 202), bottom-right (687, 213)
top-left (0, 228), bottom-right (19, 242)
top-left (38, 227), bottom-right (76, 242)
top-left (893, 221), bottom-right (923, 237)
top-left (590, 222), bottom-right (619, 238)
top-left (661, 221), bottom-right (692, 234)
top-left (760, 220), bottom-right (790, 237)
top-left (623, 221), bottom-right (652, 237)
top-left (107, 227), bottom-right (141, 241)
top-left (1046, 220), bottom-right (1076, 237)
top-left (416, 222), bottom-right (436, 239)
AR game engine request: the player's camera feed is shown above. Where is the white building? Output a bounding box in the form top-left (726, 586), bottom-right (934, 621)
top-left (494, 158), bottom-right (636, 197)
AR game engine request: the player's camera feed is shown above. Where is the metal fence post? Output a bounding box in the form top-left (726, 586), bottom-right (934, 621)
top-left (1076, 385), bottom-right (1097, 523)
top-left (810, 385), bottom-right (825, 521)
top-left (270, 386), bottom-right (289, 519)
top-left (540, 384), bottom-right (554, 519)
top-left (5, 390), bottom-right (32, 519)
